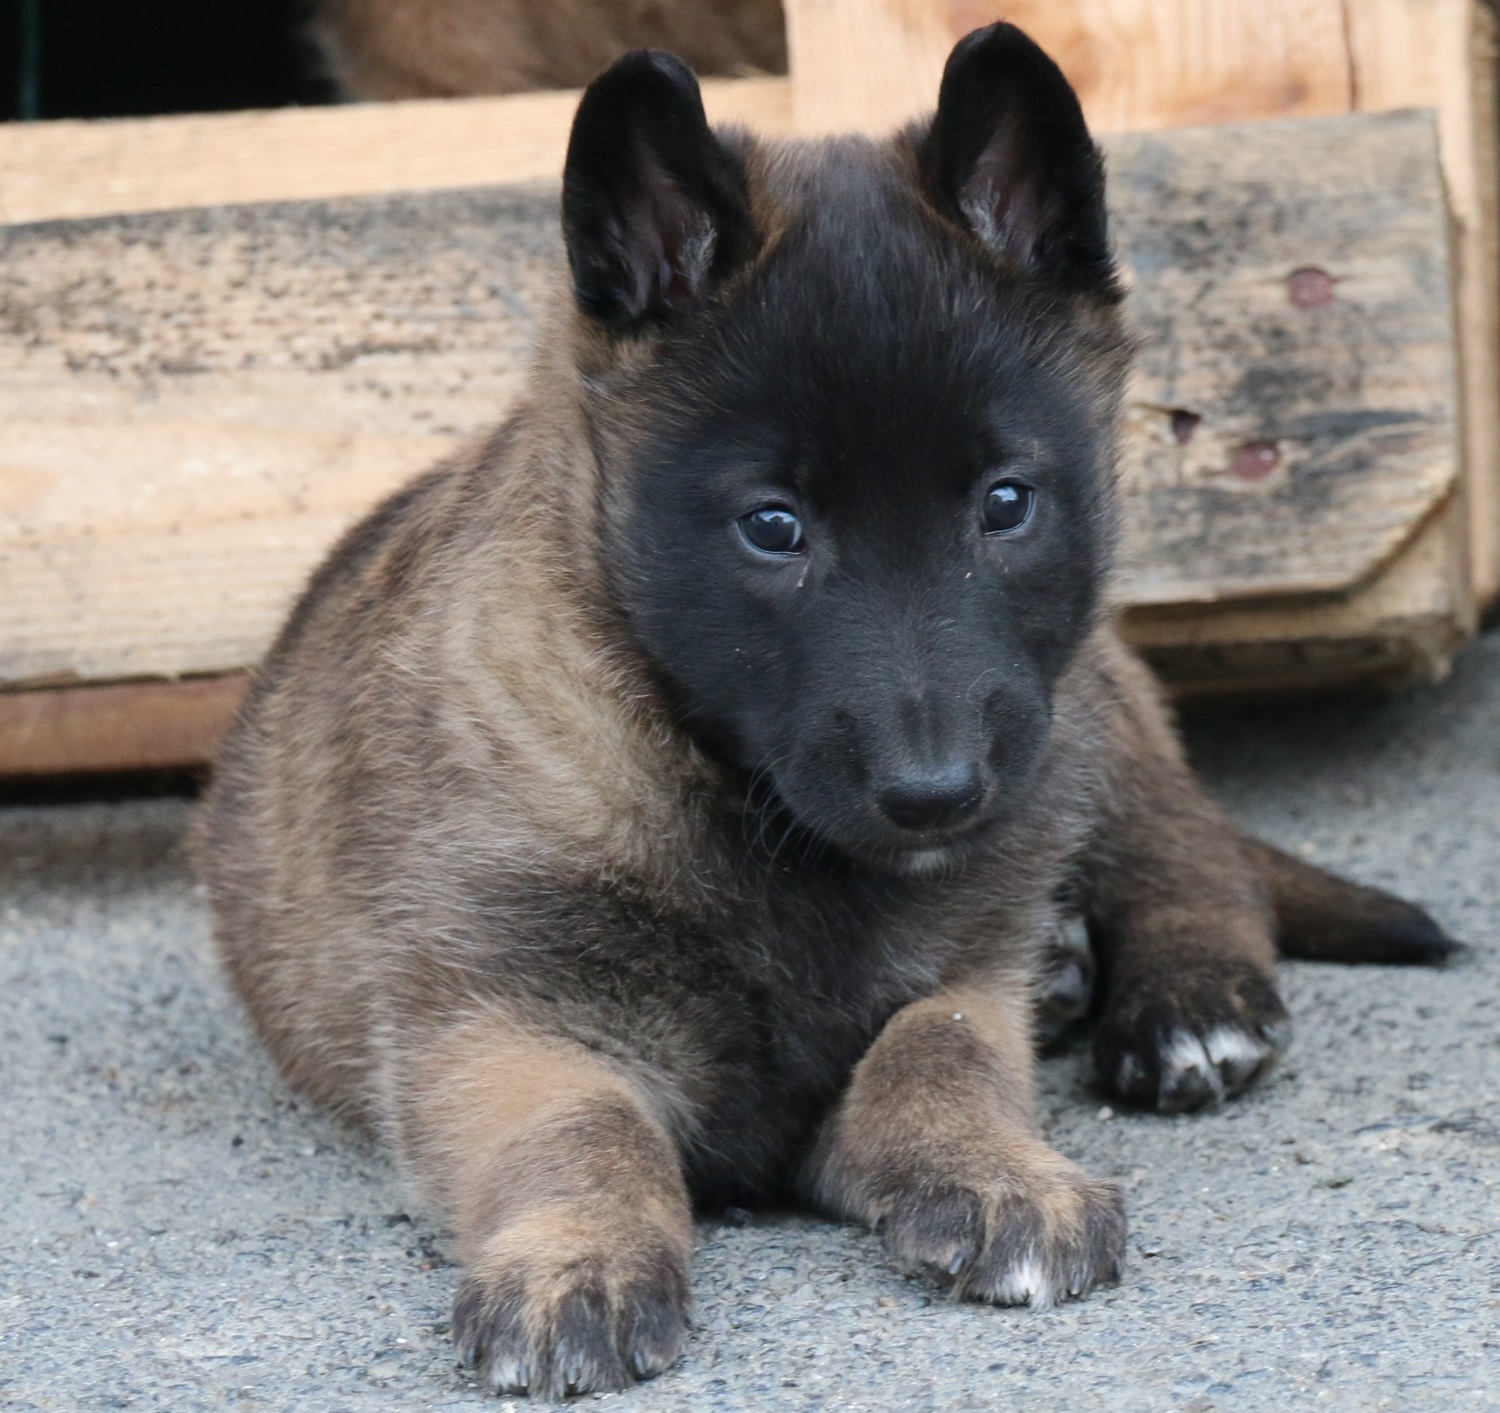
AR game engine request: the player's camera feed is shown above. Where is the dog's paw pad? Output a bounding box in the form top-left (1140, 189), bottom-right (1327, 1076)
top-left (1156, 1025), bottom-right (1277, 1109)
top-left (453, 1218), bottom-right (688, 1399)
top-left (964, 1171), bottom-right (1125, 1308)
top-left (878, 1156), bottom-right (1125, 1309)
top-left (1096, 960), bottom-right (1290, 1113)
top-left (982, 1255), bottom-right (1054, 1308)
top-left (479, 1353), bottom-right (531, 1396)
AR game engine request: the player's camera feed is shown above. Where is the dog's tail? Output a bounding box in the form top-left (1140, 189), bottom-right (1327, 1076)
top-left (1243, 836), bottom-right (1466, 966)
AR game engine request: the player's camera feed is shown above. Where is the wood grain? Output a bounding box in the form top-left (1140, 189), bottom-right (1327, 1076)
top-left (0, 676), bottom-right (247, 776)
top-left (0, 111), bottom-right (1458, 704)
top-left (1126, 496), bottom-right (1477, 694)
top-left (0, 78), bottom-right (794, 227)
top-left (784, 0), bottom-right (955, 135)
top-left (1108, 110), bottom-right (1458, 606)
top-left (782, 0), bottom-right (1356, 136)
top-left (0, 184), bottom-right (563, 686)
top-left (8, 4), bottom-right (1487, 616)
top-left (1344, 0), bottom-right (1500, 605)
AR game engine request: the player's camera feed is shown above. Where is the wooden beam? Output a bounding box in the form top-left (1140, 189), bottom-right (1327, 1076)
top-left (0, 78), bottom-right (794, 227)
top-left (782, 0), bottom-right (1358, 136)
top-left (1125, 494), bottom-right (1477, 694)
top-left (1344, 0), bottom-right (1500, 606)
top-left (1109, 111), bottom-right (1458, 608)
top-left (784, 0), bottom-right (953, 135)
top-left (0, 111), bottom-right (1461, 712)
top-left (0, 676), bottom-right (247, 776)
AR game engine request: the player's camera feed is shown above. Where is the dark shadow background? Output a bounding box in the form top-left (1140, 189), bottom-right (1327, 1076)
top-left (1, 0), bottom-right (332, 122)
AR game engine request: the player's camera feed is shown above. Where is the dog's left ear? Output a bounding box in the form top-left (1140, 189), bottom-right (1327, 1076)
top-left (919, 24), bottom-right (1115, 296)
top-left (563, 50), bottom-right (759, 328)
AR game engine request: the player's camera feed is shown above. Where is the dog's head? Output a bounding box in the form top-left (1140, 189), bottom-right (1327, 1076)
top-left (562, 25), bottom-right (1129, 874)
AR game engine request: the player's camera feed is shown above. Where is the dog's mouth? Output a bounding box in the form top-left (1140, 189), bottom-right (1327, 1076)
top-left (805, 805), bottom-right (998, 880)
top-left (743, 782), bottom-right (991, 879)
top-left (887, 843), bottom-right (968, 879)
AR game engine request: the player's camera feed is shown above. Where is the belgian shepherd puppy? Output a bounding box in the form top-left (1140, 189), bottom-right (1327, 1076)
top-left (198, 24), bottom-right (1457, 1399)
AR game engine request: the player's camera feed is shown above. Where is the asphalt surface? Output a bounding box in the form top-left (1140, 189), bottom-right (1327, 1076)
top-left (2, 632), bottom-right (1498, 1412)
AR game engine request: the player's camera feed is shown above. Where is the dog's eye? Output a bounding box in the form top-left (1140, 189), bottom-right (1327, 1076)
top-left (739, 506), bottom-right (805, 555)
top-left (981, 480), bottom-right (1035, 535)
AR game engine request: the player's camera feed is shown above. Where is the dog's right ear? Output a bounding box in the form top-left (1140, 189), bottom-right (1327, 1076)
top-left (562, 50), bottom-right (759, 329)
top-left (919, 24), bottom-right (1115, 297)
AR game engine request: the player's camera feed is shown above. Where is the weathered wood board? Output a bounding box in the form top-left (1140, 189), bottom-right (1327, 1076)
top-left (1110, 112), bottom-right (1457, 605)
top-left (0, 676), bottom-right (248, 777)
top-left (0, 78), bottom-right (794, 228)
top-left (0, 109), bottom-right (1459, 686)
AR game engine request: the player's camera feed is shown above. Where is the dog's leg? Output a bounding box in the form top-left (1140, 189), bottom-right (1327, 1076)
top-left (391, 1016), bottom-right (692, 1398)
top-left (1081, 642), bottom-right (1461, 1110)
top-left (1082, 646), bottom-right (1292, 1112)
top-left (805, 982), bottom-right (1126, 1307)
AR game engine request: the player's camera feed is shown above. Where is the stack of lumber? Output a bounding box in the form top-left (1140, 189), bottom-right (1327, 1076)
top-left (0, 0), bottom-right (1496, 774)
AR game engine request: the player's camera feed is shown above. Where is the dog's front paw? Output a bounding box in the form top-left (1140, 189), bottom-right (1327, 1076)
top-left (1095, 956), bottom-right (1290, 1113)
top-left (453, 1208), bottom-right (689, 1399)
top-left (875, 1144), bottom-right (1125, 1308)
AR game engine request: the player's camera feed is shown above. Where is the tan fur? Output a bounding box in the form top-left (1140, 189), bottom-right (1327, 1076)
top-left (313, 0), bottom-right (787, 100)
top-left (807, 979), bottom-right (1125, 1305)
top-left (402, 1021), bottom-right (692, 1394)
top-left (393, 1016), bottom-right (690, 1254)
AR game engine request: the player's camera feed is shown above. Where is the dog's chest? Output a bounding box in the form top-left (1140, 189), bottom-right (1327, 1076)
top-left (637, 868), bottom-right (957, 1202)
top-left (502, 861), bottom-right (996, 1202)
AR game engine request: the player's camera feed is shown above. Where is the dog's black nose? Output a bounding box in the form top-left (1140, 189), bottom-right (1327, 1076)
top-left (876, 763), bottom-right (984, 831)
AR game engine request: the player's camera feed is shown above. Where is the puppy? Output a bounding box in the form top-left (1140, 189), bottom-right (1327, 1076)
top-left (198, 25), bottom-right (1457, 1399)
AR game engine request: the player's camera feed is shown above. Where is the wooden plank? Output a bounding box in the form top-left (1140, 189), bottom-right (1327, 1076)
top-left (0, 179), bottom-right (565, 687)
top-left (1345, 0), bottom-right (1500, 605)
top-left (1, 486), bottom-right (1471, 780)
top-left (0, 78), bottom-right (794, 227)
top-left (11, 2), bottom-right (1486, 616)
top-left (1124, 495), bottom-right (1478, 694)
top-left (998, 0), bottom-right (1356, 129)
top-left (1108, 111), bottom-right (1458, 606)
top-left (784, 0), bottom-right (954, 135)
top-left (0, 111), bottom-right (1459, 702)
top-left (3, 499), bottom-right (1468, 778)
top-left (3, 494), bottom-right (1469, 782)
top-left (0, 676), bottom-right (247, 776)
top-left (783, 0), bottom-right (1356, 136)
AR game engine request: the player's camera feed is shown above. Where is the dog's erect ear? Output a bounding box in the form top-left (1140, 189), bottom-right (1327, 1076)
top-left (562, 50), bottom-right (758, 328)
top-left (919, 24), bottom-right (1114, 296)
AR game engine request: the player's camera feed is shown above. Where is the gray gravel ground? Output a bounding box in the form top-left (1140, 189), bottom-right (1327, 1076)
top-left (3, 634), bottom-right (1499, 1413)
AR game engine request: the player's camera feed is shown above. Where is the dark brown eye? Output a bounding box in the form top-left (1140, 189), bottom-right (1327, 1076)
top-left (739, 506), bottom-right (804, 554)
top-left (981, 480), bottom-right (1035, 535)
